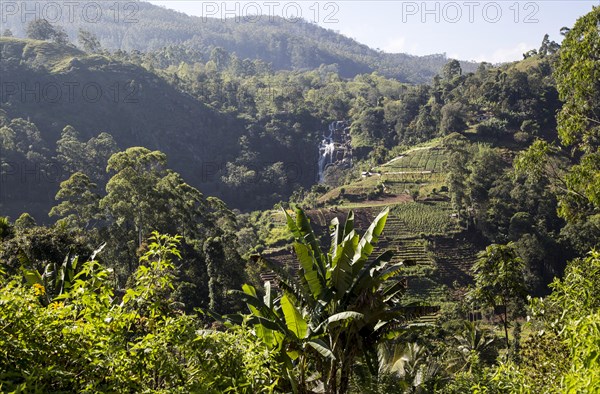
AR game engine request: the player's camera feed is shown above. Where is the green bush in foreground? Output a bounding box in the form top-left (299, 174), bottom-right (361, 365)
top-left (445, 250), bottom-right (600, 393)
top-left (0, 232), bottom-right (280, 393)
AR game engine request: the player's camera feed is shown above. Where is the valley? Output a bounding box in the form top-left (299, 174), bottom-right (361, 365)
top-left (1, 3), bottom-right (599, 393)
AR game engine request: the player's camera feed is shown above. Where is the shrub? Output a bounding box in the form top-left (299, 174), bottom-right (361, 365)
top-left (475, 117), bottom-right (509, 138)
top-left (0, 233), bottom-right (281, 393)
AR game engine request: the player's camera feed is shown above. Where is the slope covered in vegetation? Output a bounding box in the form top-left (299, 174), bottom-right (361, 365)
top-left (2, 3), bottom-right (600, 393)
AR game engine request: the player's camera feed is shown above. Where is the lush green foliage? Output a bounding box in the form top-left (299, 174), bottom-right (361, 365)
top-left (468, 243), bottom-right (526, 350)
top-left (219, 207), bottom-right (432, 393)
top-left (0, 27), bottom-right (560, 216)
top-left (555, 6), bottom-right (600, 151)
top-left (2, 4), bottom-right (600, 392)
top-left (0, 232), bottom-right (281, 393)
top-left (0, 139), bottom-right (248, 312)
top-left (459, 251), bottom-right (600, 393)
top-left (26, 19), bottom-right (67, 44)
top-left (540, 9), bottom-right (600, 271)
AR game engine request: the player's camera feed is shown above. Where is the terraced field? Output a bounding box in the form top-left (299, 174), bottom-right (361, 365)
top-left (257, 140), bottom-right (480, 310)
top-left (259, 246), bottom-right (299, 288)
top-left (318, 143), bottom-right (451, 205)
top-left (391, 202), bottom-right (459, 235)
top-left (378, 146), bottom-right (450, 196)
top-left (257, 206), bottom-right (480, 318)
top-left (379, 146), bottom-right (447, 172)
top-left (376, 215), bottom-right (431, 263)
top-left (375, 211), bottom-right (446, 302)
top-left (431, 234), bottom-right (481, 290)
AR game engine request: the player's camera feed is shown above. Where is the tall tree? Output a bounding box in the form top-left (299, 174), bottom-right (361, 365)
top-left (56, 126), bottom-right (118, 184)
top-left (26, 19), bottom-right (56, 40)
top-left (444, 134), bottom-right (471, 222)
top-left (468, 243), bottom-right (526, 352)
top-left (555, 6), bottom-right (600, 152)
top-left (26, 19), bottom-right (68, 44)
top-left (442, 59), bottom-right (462, 80)
top-left (100, 147), bottom-right (169, 247)
top-left (49, 172), bottom-right (101, 230)
top-left (55, 126), bottom-right (87, 176)
top-left (552, 7), bottom-right (600, 232)
top-left (77, 29), bottom-right (101, 53)
top-left (202, 236), bottom-right (246, 313)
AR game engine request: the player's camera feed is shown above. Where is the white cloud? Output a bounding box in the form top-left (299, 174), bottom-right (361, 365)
top-left (381, 36), bottom-right (423, 54)
top-left (472, 42), bottom-right (535, 64)
top-left (383, 37), bottom-right (406, 53)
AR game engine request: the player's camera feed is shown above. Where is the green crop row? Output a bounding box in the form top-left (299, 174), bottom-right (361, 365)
top-left (390, 202), bottom-right (459, 235)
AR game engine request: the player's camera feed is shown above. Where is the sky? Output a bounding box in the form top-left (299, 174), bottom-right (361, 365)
top-left (149, 0), bottom-right (598, 63)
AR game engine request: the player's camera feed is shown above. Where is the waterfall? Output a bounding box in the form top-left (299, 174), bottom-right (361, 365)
top-left (317, 120), bottom-right (352, 183)
top-left (317, 138), bottom-right (335, 182)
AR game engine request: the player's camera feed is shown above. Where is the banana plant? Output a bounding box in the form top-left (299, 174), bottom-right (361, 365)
top-left (219, 206), bottom-right (430, 394)
top-left (222, 280), bottom-right (337, 392)
top-left (449, 320), bottom-right (497, 373)
top-left (19, 244), bottom-right (105, 306)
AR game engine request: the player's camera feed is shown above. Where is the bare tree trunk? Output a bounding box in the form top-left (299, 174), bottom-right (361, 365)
top-left (339, 357), bottom-right (352, 394)
top-left (327, 362), bottom-right (337, 394)
top-left (504, 308), bottom-right (509, 350)
top-left (503, 298), bottom-right (510, 361)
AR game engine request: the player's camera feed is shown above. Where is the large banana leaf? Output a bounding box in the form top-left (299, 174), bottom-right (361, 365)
top-left (307, 339), bottom-right (335, 360)
top-left (352, 208), bottom-right (389, 272)
top-left (330, 233), bottom-right (359, 299)
top-left (378, 262), bottom-right (412, 282)
top-left (42, 262), bottom-right (57, 295)
top-left (284, 207), bottom-right (327, 278)
top-left (280, 293), bottom-right (308, 339)
top-left (55, 249), bottom-right (79, 295)
top-left (220, 312), bottom-right (284, 348)
top-left (254, 254), bottom-right (313, 309)
top-left (223, 284), bottom-right (288, 348)
top-left (263, 280), bottom-right (273, 309)
top-left (313, 311), bottom-right (365, 334)
top-left (229, 285), bottom-right (281, 323)
top-left (18, 249), bottom-right (49, 305)
top-left (89, 243), bottom-right (106, 262)
top-left (244, 315), bottom-right (283, 332)
top-left (21, 265), bottom-right (43, 288)
top-left (249, 316), bottom-right (285, 348)
top-left (382, 280), bottom-right (409, 303)
top-left (329, 211), bottom-right (355, 256)
top-left (16, 248), bottom-right (32, 268)
top-left (330, 217), bottom-right (341, 258)
top-left (343, 211), bottom-right (355, 242)
top-left (242, 283), bottom-right (257, 297)
top-left (348, 250), bottom-right (394, 297)
top-left (294, 242), bottom-right (325, 301)
top-left (327, 311), bottom-right (364, 325)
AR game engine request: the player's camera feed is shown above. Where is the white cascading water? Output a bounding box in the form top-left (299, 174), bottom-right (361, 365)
top-left (317, 138), bottom-right (336, 182)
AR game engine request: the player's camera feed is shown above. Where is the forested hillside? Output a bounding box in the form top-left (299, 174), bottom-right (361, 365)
top-left (2, 3), bottom-right (600, 393)
top-left (1, 0), bottom-right (477, 82)
top-left (0, 29), bottom-right (560, 219)
top-left (0, 37), bottom-right (244, 217)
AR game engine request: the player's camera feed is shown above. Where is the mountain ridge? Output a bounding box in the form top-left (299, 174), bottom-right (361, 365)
top-left (1, 1), bottom-right (479, 83)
